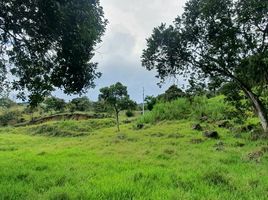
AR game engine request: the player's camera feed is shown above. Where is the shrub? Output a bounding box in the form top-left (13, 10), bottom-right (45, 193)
top-left (0, 98), bottom-right (16, 108)
top-left (125, 110), bottom-right (134, 117)
top-left (138, 98), bottom-right (191, 124)
top-left (43, 96), bottom-right (66, 113)
top-left (138, 95), bottom-right (238, 124)
top-left (190, 95), bottom-right (235, 121)
top-left (68, 97), bottom-right (93, 112)
top-left (0, 110), bottom-right (21, 126)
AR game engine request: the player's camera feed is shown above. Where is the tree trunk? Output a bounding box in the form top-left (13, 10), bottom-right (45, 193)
top-left (241, 87), bottom-right (268, 134)
top-left (226, 72), bottom-right (268, 134)
top-left (115, 111), bottom-right (120, 132)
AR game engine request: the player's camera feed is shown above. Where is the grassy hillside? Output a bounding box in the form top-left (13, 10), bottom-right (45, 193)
top-left (0, 116), bottom-right (268, 199)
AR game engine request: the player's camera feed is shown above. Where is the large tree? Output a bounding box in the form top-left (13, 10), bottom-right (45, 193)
top-left (0, 0), bottom-right (107, 106)
top-left (142, 0), bottom-right (268, 133)
top-left (99, 82), bottom-right (136, 131)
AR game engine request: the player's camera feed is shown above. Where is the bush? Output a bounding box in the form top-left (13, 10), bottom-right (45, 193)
top-left (0, 110), bottom-right (21, 126)
top-left (43, 97), bottom-right (66, 113)
top-left (138, 98), bottom-right (191, 124)
top-left (125, 110), bottom-right (134, 117)
top-left (190, 95), bottom-right (235, 121)
top-left (0, 98), bottom-right (16, 108)
top-left (138, 96), bottom-right (237, 124)
top-left (68, 97), bottom-right (93, 112)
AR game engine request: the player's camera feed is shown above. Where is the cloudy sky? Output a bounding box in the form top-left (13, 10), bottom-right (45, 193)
top-left (54, 0), bottom-right (188, 103)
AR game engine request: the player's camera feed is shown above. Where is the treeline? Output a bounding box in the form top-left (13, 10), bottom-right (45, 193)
top-left (0, 96), bottom-right (104, 114)
top-left (0, 96), bottom-right (97, 126)
top-left (0, 82), bottom-right (139, 128)
top-left (144, 81), bottom-right (268, 121)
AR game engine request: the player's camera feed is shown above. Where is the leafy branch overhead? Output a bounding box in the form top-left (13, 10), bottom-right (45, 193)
top-left (0, 0), bottom-right (107, 106)
top-left (142, 0), bottom-right (268, 84)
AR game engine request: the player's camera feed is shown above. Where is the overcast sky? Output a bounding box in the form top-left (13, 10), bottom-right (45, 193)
top-left (53, 0), bottom-right (188, 103)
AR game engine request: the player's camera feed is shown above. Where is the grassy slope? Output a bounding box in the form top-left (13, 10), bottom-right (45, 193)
top-left (0, 119), bottom-right (268, 200)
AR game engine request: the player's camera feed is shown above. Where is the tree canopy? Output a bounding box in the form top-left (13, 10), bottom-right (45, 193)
top-left (99, 82), bottom-right (136, 131)
top-left (68, 96), bottom-right (92, 112)
top-left (142, 0), bottom-right (268, 133)
top-left (43, 96), bottom-right (66, 113)
top-left (0, 0), bottom-right (107, 106)
top-left (144, 96), bottom-right (157, 111)
top-left (160, 85), bottom-right (185, 102)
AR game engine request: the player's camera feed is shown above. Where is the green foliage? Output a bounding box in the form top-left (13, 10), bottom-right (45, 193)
top-left (23, 106), bottom-right (36, 115)
top-left (0, 97), bottom-right (16, 108)
top-left (207, 77), bottom-right (224, 97)
top-left (68, 97), bottom-right (92, 112)
top-left (1, 0), bottom-right (107, 106)
top-left (0, 63), bottom-right (8, 97)
top-left (99, 82), bottom-right (136, 111)
top-left (145, 85), bottom-right (185, 111)
top-left (125, 110), bottom-right (134, 118)
top-left (185, 79), bottom-right (207, 97)
top-left (219, 82), bottom-right (250, 115)
top-left (99, 82), bottom-right (136, 131)
top-left (260, 88), bottom-right (268, 111)
top-left (145, 96), bottom-right (157, 111)
top-left (43, 96), bottom-right (66, 113)
top-left (93, 100), bottom-right (109, 113)
top-left (138, 98), bottom-right (191, 124)
top-left (190, 96), bottom-right (237, 121)
top-left (235, 53), bottom-right (268, 89)
top-left (0, 118), bottom-right (268, 199)
top-left (0, 110), bottom-right (22, 126)
top-left (141, 0), bottom-right (268, 132)
top-left (29, 119), bottom-right (115, 137)
top-left (159, 85), bottom-right (185, 102)
top-left (138, 96), bottom-right (238, 124)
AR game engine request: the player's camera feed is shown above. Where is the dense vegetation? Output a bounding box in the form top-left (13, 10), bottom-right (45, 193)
top-left (142, 0), bottom-right (268, 133)
top-left (0, 0), bottom-right (268, 199)
top-left (139, 96), bottom-right (234, 123)
top-left (0, 0), bottom-right (107, 105)
top-left (0, 99), bottom-right (268, 199)
top-left (0, 66), bottom-right (267, 200)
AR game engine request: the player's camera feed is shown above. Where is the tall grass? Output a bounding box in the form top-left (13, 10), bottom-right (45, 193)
top-left (0, 113), bottom-right (268, 200)
top-left (138, 99), bottom-right (191, 124)
top-left (28, 118), bottom-right (115, 137)
top-left (138, 96), bottom-right (236, 124)
top-left (190, 96), bottom-right (235, 121)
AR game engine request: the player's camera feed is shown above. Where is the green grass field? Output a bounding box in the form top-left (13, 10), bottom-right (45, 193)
top-left (0, 118), bottom-right (268, 200)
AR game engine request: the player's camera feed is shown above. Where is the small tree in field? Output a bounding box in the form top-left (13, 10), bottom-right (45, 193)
top-left (99, 82), bottom-right (136, 131)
